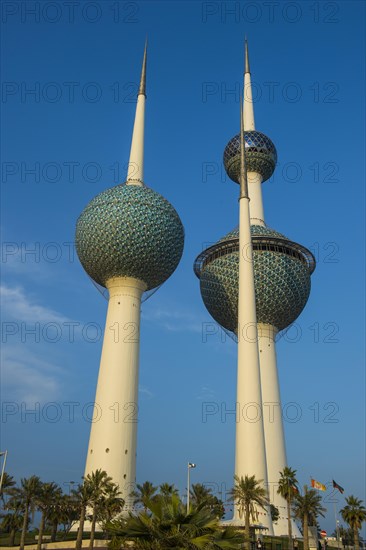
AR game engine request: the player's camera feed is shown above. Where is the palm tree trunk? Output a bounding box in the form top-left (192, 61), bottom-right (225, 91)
top-left (287, 496), bottom-right (293, 550)
top-left (353, 527), bottom-right (359, 550)
top-left (303, 513), bottom-right (309, 550)
top-left (9, 528), bottom-right (16, 547)
top-left (89, 510), bottom-right (97, 550)
top-left (245, 505), bottom-right (251, 550)
top-left (19, 505), bottom-right (29, 550)
top-left (37, 512), bottom-right (45, 550)
top-left (50, 519), bottom-right (58, 542)
top-left (76, 507), bottom-right (86, 550)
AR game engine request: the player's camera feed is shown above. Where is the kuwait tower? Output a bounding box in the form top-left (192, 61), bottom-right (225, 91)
top-left (75, 44), bottom-right (184, 507)
top-left (194, 42), bottom-right (315, 534)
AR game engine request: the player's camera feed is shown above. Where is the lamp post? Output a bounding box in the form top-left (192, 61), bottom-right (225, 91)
top-left (0, 450), bottom-right (8, 494)
top-left (187, 462), bottom-right (196, 514)
top-left (64, 480), bottom-right (76, 495)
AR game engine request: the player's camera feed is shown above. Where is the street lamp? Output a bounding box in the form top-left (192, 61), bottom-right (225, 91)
top-left (0, 451), bottom-right (8, 494)
top-left (64, 480), bottom-right (76, 495)
top-left (336, 520), bottom-right (340, 550)
top-left (187, 462), bottom-right (196, 513)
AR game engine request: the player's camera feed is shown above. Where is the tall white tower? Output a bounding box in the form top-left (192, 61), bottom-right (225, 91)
top-left (75, 45), bottom-right (184, 508)
top-left (235, 96), bottom-right (273, 533)
top-left (241, 40), bottom-right (303, 536)
top-left (194, 41), bottom-right (315, 535)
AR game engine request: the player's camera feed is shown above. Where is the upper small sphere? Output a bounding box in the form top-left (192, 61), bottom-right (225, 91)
top-left (75, 184), bottom-right (184, 290)
top-left (223, 130), bottom-right (277, 183)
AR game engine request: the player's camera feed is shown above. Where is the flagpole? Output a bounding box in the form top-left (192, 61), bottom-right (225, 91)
top-left (334, 500), bottom-right (340, 550)
top-left (187, 462), bottom-right (196, 514)
top-left (0, 450), bottom-right (8, 494)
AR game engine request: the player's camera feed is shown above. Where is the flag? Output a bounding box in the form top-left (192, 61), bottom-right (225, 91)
top-left (311, 478), bottom-right (326, 491)
top-left (291, 485), bottom-right (299, 494)
top-left (332, 480), bottom-right (344, 494)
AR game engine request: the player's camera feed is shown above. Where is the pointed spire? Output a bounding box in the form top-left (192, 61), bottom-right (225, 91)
top-left (243, 37), bottom-right (255, 131)
top-left (138, 39), bottom-right (147, 96)
top-left (126, 44), bottom-right (147, 185)
top-left (239, 96), bottom-right (248, 199)
top-left (245, 38), bottom-right (250, 74)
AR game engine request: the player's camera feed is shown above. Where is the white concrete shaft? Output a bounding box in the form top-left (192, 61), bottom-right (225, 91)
top-left (234, 196), bottom-right (273, 534)
top-left (248, 171), bottom-right (265, 226)
top-left (258, 323), bottom-right (301, 537)
top-left (84, 276), bottom-right (146, 508)
top-left (258, 324), bottom-right (287, 534)
top-left (243, 72), bottom-right (255, 131)
top-left (127, 94), bottom-right (145, 185)
top-left (243, 71), bottom-right (265, 226)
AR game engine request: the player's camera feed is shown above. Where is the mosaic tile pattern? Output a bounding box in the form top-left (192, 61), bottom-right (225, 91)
top-left (199, 225), bottom-right (311, 332)
top-left (219, 225), bottom-right (286, 242)
top-left (75, 183), bottom-right (184, 290)
top-left (223, 130), bottom-right (277, 183)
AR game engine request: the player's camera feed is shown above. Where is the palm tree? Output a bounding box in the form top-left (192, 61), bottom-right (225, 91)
top-left (292, 485), bottom-right (326, 550)
top-left (1, 512), bottom-right (24, 546)
top-left (340, 496), bottom-right (366, 550)
top-left (189, 483), bottom-right (225, 518)
top-left (74, 480), bottom-right (93, 550)
top-left (108, 492), bottom-right (243, 549)
top-left (159, 483), bottom-right (179, 499)
top-left (35, 482), bottom-right (62, 550)
top-left (0, 473), bottom-right (16, 505)
top-left (270, 504), bottom-right (280, 525)
top-left (47, 492), bottom-right (75, 541)
top-left (56, 494), bottom-right (79, 537)
top-left (189, 483), bottom-right (213, 504)
top-left (84, 469), bottom-right (114, 550)
top-left (277, 467), bottom-right (299, 550)
top-left (1, 491), bottom-right (24, 547)
top-left (17, 475), bottom-right (42, 550)
top-left (331, 525), bottom-right (354, 547)
top-left (94, 484), bottom-right (124, 538)
top-left (229, 474), bottom-right (270, 550)
top-left (131, 481), bottom-right (157, 512)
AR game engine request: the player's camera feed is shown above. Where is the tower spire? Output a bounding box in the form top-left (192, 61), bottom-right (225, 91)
top-left (239, 97), bottom-right (248, 200)
top-left (243, 38), bottom-right (255, 131)
top-left (244, 37), bottom-right (250, 74)
top-left (138, 39), bottom-right (147, 96)
top-left (126, 42), bottom-right (147, 185)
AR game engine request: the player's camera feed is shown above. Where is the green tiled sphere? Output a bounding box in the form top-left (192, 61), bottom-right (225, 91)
top-left (75, 183), bottom-right (184, 290)
top-left (199, 225), bottom-right (311, 332)
top-left (223, 131), bottom-right (277, 183)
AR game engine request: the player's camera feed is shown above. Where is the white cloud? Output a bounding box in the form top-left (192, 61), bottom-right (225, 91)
top-left (0, 284), bottom-right (70, 324)
top-left (142, 308), bottom-right (203, 334)
top-left (1, 248), bottom-right (48, 278)
top-left (1, 285), bottom-right (71, 403)
top-left (139, 386), bottom-right (154, 399)
top-left (196, 386), bottom-right (217, 401)
top-left (1, 346), bottom-right (63, 403)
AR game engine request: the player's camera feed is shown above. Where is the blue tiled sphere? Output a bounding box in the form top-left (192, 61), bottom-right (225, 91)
top-left (223, 131), bottom-right (277, 183)
top-left (196, 225), bottom-right (312, 333)
top-left (76, 183), bottom-right (184, 290)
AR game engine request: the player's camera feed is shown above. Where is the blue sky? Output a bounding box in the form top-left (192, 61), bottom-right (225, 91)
top-left (1, 0), bottom-right (365, 537)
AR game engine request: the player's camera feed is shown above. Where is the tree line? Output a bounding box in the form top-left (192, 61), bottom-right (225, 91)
top-left (1, 467), bottom-right (365, 550)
